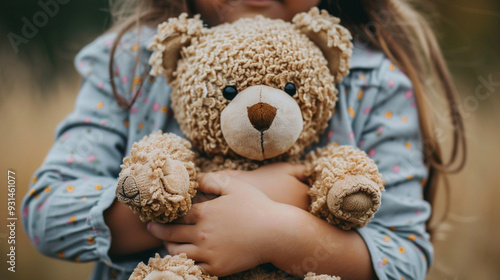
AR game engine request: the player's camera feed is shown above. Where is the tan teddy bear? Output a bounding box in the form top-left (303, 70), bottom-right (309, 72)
top-left (116, 8), bottom-right (384, 280)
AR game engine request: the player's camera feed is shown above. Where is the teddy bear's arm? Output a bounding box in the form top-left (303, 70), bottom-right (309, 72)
top-left (305, 143), bottom-right (385, 230)
top-left (116, 131), bottom-right (199, 223)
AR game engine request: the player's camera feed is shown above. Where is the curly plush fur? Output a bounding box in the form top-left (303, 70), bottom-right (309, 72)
top-left (129, 254), bottom-right (216, 280)
top-left (306, 145), bottom-right (385, 230)
top-left (131, 254), bottom-right (340, 280)
top-left (116, 8), bottom-right (383, 280)
top-left (151, 11), bottom-right (342, 159)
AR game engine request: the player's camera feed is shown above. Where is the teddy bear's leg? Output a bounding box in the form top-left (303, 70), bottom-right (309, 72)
top-left (129, 253), bottom-right (217, 280)
top-left (306, 144), bottom-right (384, 230)
top-left (117, 131), bottom-right (199, 223)
top-left (303, 272), bottom-right (341, 280)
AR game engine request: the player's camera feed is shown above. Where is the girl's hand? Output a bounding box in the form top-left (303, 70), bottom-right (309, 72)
top-left (147, 172), bottom-right (298, 276)
top-left (215, 163), bottom-right (310, 210)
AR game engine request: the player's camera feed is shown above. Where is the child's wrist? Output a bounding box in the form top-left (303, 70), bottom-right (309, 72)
top-left (262, 204), bottom-right (308, 264)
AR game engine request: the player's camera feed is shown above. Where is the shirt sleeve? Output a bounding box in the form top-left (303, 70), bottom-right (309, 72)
top-left (328, 57), bottom-right (433, 280)
top-left (21, 31), bottom-right (150, 272)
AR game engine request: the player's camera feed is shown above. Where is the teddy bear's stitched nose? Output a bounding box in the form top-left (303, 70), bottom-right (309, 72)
top-left (247, 102), bottom-right (277, 132)
top-left (117, 175), bottom-right (141, 204)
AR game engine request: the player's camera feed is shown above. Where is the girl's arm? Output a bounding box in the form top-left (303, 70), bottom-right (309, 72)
top-left (325, 55), bottom-right (433, 280)
top-left (22, 31), bottom-right (162, 271)
top-left (104, 201), bottom-right (162, 255)
top-left (276, 55), bottom-right (434, 280)
top-left (269, 205), bottom-right (375, 279)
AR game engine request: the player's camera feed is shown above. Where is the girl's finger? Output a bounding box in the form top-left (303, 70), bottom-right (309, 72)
top-left (165, 242), bottom-right (206, 262)
top-left (147, 223), bottom-right (198, 243)
top-left (173, 204), bottom-right (203, 224)
top-left (256, 162), bottom-right (307, 181)
top-left (198, 172), bottom-right (233, 195)
top-left (284, 163), bottom-right (307, 182)
top-left (198, 262), bottom-right (220, 277)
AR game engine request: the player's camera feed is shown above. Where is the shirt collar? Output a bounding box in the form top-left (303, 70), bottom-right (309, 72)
top-left (349, 40), bottom-right (385, 70)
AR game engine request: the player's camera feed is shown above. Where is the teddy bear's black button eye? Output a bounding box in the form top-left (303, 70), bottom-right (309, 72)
top-left (223, 86), bottom-right (238, 100)
top-left (284, 83), bottom-right (296, 96)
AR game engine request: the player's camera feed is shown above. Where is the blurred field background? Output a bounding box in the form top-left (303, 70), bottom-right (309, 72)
top-left (0, 0), bottom-right (499, 279)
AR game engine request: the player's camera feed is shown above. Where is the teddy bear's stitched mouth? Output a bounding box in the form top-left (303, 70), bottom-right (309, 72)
top-left (259, 131), bottom-right (266, 159)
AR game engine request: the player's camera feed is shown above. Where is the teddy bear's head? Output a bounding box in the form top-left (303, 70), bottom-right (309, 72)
top-left (150, 8), bottom-right (352, 161)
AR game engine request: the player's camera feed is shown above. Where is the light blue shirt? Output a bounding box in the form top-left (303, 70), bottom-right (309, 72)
top-left (22, 27), bottom-right (433, 280)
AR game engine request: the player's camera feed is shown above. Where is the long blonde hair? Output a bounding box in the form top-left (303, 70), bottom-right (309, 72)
top-left (108, 0), bottom-right (466, 233)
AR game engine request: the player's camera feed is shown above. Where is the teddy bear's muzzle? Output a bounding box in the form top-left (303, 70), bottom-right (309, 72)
top-left (221, 85), bottom-right (303, 161)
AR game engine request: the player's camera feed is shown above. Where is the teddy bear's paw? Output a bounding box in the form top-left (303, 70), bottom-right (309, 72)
top-left (116, 157), bottom-right (191, 221)
top-left (327, 175), bottom-right (382, 230)
top-left (304, 272), bottom-right (341, 280)
top-left (144, 157), bottom-right (196, 223)
top-left (143, 270), bottom-right (189, 280)
top-left (160, 157), bottom-right (191, 195)
top-left (129, 253), bottom-right (217, 280)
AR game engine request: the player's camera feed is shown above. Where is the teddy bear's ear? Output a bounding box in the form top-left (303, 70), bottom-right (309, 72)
top-left (293, 7), bottom-right (353, 82)
top-left (149, 14), bottom-right (205, 80)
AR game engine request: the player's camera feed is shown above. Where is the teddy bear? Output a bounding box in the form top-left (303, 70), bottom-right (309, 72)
top-left (116, 8), bottom-right (384, 280)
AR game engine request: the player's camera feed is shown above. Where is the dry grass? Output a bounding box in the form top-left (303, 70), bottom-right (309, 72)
top-left (427, 77), bottom-right (500, 279)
